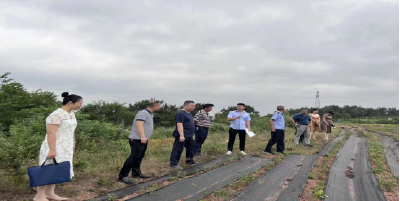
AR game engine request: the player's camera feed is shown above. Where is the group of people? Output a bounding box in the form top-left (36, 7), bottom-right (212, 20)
top-left (264, 107), bottom-right (336, 155)
top-left (33, 93), bottom-right (336, 200)
top-left (119, 102), bottom-right (336, 184)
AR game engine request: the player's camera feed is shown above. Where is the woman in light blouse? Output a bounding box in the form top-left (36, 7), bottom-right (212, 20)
top-left (309, 109), bottom-right (321, 140)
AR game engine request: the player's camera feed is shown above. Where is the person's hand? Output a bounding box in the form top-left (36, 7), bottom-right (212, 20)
top-left (325, 123), bottom-right (329, 126)
top-left (48, 149), bottom-right (57, 159)
top-left (179, 136), bottom-right (185, 142)
top-left (295, 123), bottom-right (300, 127)
top-left (237, 116), bottom-right (242, 119)
top-left (247, 128), bottom-right (251, 132)
top-left (271, 128), bottom-right (276, 132)
top-left (141, 137), bottom-right (148, 144)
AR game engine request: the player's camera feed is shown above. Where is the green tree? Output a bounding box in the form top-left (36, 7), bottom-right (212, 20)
top-left (80, 101), bottom-right (135, 127)
top-left (0, 72), bottom-right (57, 134)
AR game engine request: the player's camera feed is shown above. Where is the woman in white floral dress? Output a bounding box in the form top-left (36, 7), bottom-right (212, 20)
top-left (34, 92), bottom-right (83, 201)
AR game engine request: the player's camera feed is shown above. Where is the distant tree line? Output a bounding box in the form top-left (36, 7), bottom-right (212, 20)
top-left (1, 72), bottom-right (397, 136)
top-left (0, 72), bottom-right (261, 134)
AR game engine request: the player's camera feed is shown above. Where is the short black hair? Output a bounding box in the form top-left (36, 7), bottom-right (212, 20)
top-left (328, 111), bottom-right (335, 115)
top-left (301, 108), bottom-right (308, 111)
top-left (183, 100), bottom-right (195, 106)
top-left (202, 104), bottom-right (214, 109)
top-left (61, 92), bottom-right (82, 105)
top-left (237, 103), bottom-right (245, 107)
top-left (311, 108), bottom-right (318, 112)
top-left (148, 100), bottom-right (161, 107)
top-left (277, 106), bottom-right (285, 111)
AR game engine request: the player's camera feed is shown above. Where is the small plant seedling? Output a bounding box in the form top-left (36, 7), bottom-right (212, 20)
top-left (313, 189), bottom-right (328, 199)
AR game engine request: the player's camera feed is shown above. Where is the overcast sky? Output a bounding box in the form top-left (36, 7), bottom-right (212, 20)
top-left (1, 0), bottom-right (398, 115)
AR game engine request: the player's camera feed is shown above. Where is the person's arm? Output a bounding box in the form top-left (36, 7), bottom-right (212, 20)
top-left (316, 115), bottom-right (320, 123)
top-left (135, 111), bottom-right (148, 143)
top-left (136, 121), bottom-right (147, 143)
top-left (177, 123), bottom-right (185, 142)
top-left (291, 116), bottom-right (300, 126)
top-left (323, 115), bottom-right (329, 125)
top-left (73, 132), bottom-right (76, 152)
top-left (228, 112), bottom-right (241, 121)
top-left (270, 119), bottom-right (275, 132)
top-left (194, 111), bottom-right (200, 124)
top-left (175, 112), bottom-right (185, 142)
top-left (47, 124), bottom-right (59, 159)
top-left (228, 117), bottom-right (240, 121)
top-left (308, 116), bottom-right (312, 127)
top-left (246, 114), bottom-right (251, 131)
top-left (46, 113), bottom-right (62, 159)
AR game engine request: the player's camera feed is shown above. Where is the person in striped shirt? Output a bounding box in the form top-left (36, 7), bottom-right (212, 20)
top-left (193, 103), bottom-right (214, 156)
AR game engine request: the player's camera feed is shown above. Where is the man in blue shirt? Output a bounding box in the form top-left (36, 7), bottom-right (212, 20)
top-left (264, 106), bottom-right (286, 155)
top-left (291, 109), bottom-right (313, 147)
top-left (170, 100), bottom-right (197, 169)
top-left (226, 103), bottom-right (251, 156)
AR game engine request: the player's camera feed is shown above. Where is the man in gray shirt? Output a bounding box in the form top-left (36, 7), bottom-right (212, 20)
top-left (118, 100), bottom-right (161, 184)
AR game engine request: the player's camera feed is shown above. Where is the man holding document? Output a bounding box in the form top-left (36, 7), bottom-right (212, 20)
top-left (226, 103), bottom-right (251, 156)
top-left (264, 106), bottom-right (286, 155)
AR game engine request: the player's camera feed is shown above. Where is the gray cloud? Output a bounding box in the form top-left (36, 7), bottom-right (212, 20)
top-left (0, 0), bottom-right (398, 115)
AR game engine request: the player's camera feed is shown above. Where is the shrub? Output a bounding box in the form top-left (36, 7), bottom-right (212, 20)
top-left (209, 123), bottom-right (229, 133)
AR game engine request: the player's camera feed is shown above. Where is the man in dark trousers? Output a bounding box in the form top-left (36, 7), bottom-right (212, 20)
top-left (193, 103), bottom-right (214, 156)
top-left (264, 106), bottom-right (286, 155)
top-left (170, 100), bottom-right (198, 169)
top-left (292, 109), bottom-right (313, 147)
top-left (118, 100), bottom-right (162, 184)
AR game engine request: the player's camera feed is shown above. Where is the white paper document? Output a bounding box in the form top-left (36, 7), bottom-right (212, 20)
top-left (245, 128), bottom-right (256, 137)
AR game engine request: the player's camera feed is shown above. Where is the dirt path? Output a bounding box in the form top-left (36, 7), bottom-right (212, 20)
top-left (128, 157), bottom-right (272, 201)
top-left (379, 134), bottom-right (399, 176)
top-left (233, 155), bottom-right (315, 201)
top-left (318, 130), bottom-right (347, 156)
top-left (88, 155), bottom-right (238, 201)
top-left (324, 131), bottom-right (386, 201)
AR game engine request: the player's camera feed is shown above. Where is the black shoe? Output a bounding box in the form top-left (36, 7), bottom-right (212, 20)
top-left (306, 144), bottom-right (314, 147)
top-left (132, 173), bottom-right (152, 179)
top-left (118, 177), bottom-right (135, 184)
top-left (186, 160), bottom-right (198, 166)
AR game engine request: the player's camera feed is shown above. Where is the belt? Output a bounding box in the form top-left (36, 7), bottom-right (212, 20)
top-left (196, 125), bottom-right (210, 129)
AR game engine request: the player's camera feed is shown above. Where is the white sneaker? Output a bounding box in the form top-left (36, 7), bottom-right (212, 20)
top-left (240, 151), bottom-right (247, 156)
top-left (226, 151), bottom-right (232, 155)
